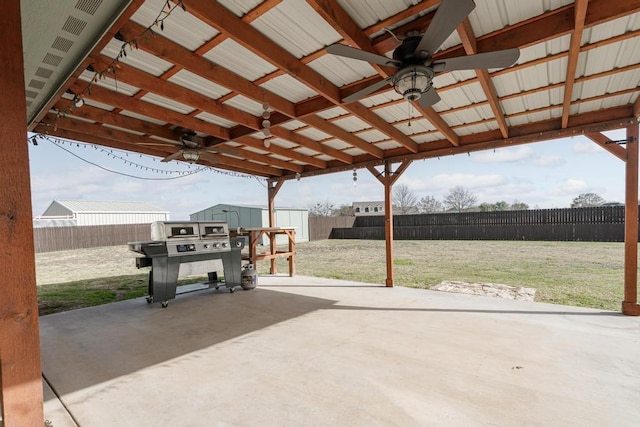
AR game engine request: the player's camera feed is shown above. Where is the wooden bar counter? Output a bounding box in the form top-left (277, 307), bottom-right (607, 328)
top-left (235, 227), bottom-right (296, 276)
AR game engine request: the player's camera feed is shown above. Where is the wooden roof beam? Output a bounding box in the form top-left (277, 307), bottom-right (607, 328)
top-left (269, 127), bottom-right (353, 164)
top-left (561, 0), bottom-right (589, 129)
top-left (457, 18), bottom-right (509, 139)
top-left (302, 115), bottom-right (384, 159)
top-left (69, 82), bottom-right (231, 140)
top-left (233, 135), bottom-right (328, 169)
top-left (91, 55), bottom-right (261, 130)
top-left (118, 21), bottom-right (296, 118)
top-left (585, 132), bottom-right (627, 162)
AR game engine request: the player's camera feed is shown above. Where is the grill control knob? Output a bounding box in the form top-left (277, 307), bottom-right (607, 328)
top-left (213, 243), bottom-right (220, 248)
top-left (204, 244), bottom-right (210, 249)
top-left (222, 242), bottom-right (228, 248)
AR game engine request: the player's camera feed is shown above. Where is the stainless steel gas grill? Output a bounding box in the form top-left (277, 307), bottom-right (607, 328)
top-left (128, 221), bottom-right (246, 307)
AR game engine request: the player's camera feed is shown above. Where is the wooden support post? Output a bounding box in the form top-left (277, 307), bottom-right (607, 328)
top-left (267, 178), bottom-right (284, 274)
top-left (368, 161), bottom-right (412, 287)
top-left (623, 122), bottom-right (640, 316)
top-left (0, 1), bottom-right (45, 424)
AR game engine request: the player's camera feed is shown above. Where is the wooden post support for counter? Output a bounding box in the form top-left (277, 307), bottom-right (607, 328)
top-left (241, 227), bottom-right (296, 276)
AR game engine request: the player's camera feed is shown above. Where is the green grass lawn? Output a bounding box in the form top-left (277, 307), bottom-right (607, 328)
top-left (37, 239), bottom-right (628, 315)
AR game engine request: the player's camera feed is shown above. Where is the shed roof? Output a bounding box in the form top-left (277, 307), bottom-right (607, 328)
top-left (44, 200), bottom-right (169, 214)
top-left (22, 0), bottom-right (640, 180)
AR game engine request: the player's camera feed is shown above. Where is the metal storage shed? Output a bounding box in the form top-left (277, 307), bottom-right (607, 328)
top-left (190, 203), bottom-right (309, 243)
top-left (40, 200), bottom-right (170, 226)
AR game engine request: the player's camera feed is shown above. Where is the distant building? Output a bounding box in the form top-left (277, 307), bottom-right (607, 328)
top-left (353, 201), bottom-right (385, 216)
top-left (190, 203), bottom-right (309, 243)
top-left (34, 200), bottom-right (170, 227)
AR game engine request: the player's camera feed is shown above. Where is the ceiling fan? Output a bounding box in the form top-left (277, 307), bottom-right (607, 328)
top-left (161, 129), bottom-right (236, 164)
top-left (326, 0), bottom-right (520, 108)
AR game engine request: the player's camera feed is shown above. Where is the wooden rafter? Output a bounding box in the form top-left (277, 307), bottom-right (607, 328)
top-left (584, 132), bottom-right (628, 161)
top-left (457, 18), bottom-right (509, 138)
top-left (561, 0), bottom-right (589, 128)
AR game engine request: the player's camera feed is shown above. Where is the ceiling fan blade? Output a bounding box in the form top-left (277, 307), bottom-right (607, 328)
top-left (343, 77), bottom-right (393, 103)
top-left (199, 151), bottom-right (220, 164)
top-left (415, 0), bottom-right (476, 56)
top-left (432, 48), bottom-right (520, 72)
top-left (161, 150), bottom-right (183, 163)
top-left (327, 44), bottom-right (401, 67)
top-left (417, 88), bottom-right (441, 108)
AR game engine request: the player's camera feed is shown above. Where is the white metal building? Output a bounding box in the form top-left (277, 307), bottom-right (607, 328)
top-left (38, 200), bottom-right (170, 226)
top-left (190, 204), bottom-right (309, 243)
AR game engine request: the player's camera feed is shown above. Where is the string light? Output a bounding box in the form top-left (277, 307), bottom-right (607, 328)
top-left (28, 134), bottom-right (264, 181)
top-left (352, 168), bottom-right (357, 188)
top-left (261, 102), bottom-right (272, 146)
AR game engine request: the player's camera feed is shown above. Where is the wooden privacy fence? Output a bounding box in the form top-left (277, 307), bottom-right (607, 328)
top-left (309, 216), bottom-right (356, 240)
top-left (34, 223), bottom-right (151, 253)
top-left (329, 206), bottom-right (630, 242)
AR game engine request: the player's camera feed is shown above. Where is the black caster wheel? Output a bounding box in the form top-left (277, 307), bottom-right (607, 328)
top-left (229, 288), bottom-right (235, 293)
top-left (161, 301), bottom-right (169, 308)
top-left (146, 297), bottom-right (153, 304)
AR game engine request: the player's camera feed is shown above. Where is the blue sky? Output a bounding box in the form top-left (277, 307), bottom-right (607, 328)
top-left (28, 129), bottom-right (629, 220)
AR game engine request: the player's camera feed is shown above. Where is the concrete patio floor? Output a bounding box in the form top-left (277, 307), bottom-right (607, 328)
top-left (39, 276), bottom-right (640, 426)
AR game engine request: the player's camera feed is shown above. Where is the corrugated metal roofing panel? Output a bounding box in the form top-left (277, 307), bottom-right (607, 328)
top-left (344, 147), bottom-right (367, 156)
top-left (375, 140), bottom-right (403, 150)
top-left (358, 129), bottom-right (388, 143)
top-left (572, 94), bottom-right (639, 116)
top-left (518, 36), bottom-right (570, 65)
top-left (297, 127), bottom-right (332, 141)
top-left (308, 55), bottom-right (378, 87)
top-left (455, 120), bottom-right (498, 136)
top-left (438, 81), bottom-right (487, 109)
top-left (204, 39), bottom-right (277, 81)
top-left (168, 70), bottom-right (232, 100)
top-left (294, 146), bottom-right (321, 156)
top-left (441, 105), bottom-right (495, 126)
top-left (252, 0), bottom-right (341, 58)
top-left (100, 39), bottom-right (174, 76)
top-left (358, 89), bottom-right (402, 107)
top-left (322, 139), bottom-right (351, 150)
top-left (507, 107), bottom-right (562, 127)
top-left (413, 132), bottom-right (444, 143)
top-left (316, 107), bottom-right (348, 120)
top-left (501, 87), bottom-right (564, 115)
top-left (81, 98), bottom-right (116, 112)
top-left (574, 69), bottom-right (640, 100)
top-left (279, 120), bottom-right (307, 131)
top-left (469, 0), bottom-right (573, 39)
top-left (52, 200), bottom-right (168, 213)
top-left (78, 70), bottom-right (140, 96)
top-left (260, 74), bottom-right (317, 102)
top-left (433, 70), bottom-right (478, 88)
top-left (223, 95), bottom-right (263, 116)
top-left (119, 110), bottom-right (167, 126)
top-left (216, 0), bottom-right (263, 17)
top-left (332, 116), bottom-right (371, 132)
top-left (140, 93), bottom-right (196, 114)
top-left (336, 0), bottom-right (425, 30)
top-left (314, 154), bottom-right (333, 161)
top-left (395, 119), bottom-right (433, 134)
top-left (582, 12), bottom-right (640, 45)
top-left (193, 111), bottom-right (237, 128)
top-left (270, 138), bottom-right (297, 149)
top-left (131, 0), bottom-right (217, 51)
top-left (492, 57), bottom-right (567, 97)
top-left (373, 103), bottom-right (413, 123)
top-left (578, 40), bottom-right (640, 78)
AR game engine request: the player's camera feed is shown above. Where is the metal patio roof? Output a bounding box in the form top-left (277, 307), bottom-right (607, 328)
top-left (23, 0), bottom-right (640, 180)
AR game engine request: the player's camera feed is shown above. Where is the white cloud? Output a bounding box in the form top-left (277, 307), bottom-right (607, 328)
top-left (398, 173), bottom-right (506, 193)
top-left (471, 146), bottom-right (533, 163)
top-left (572, 140), bottom-right (605, 154)
top-left (532, 155), bottom-right (566, 167)
top-left (561, 179), bottom-right (588, 193)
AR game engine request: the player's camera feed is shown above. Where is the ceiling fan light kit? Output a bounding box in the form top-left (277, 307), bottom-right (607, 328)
top-left (393, 66), bottom-right (434, 102)
top-left (181, 148), bottom-right (200, 163)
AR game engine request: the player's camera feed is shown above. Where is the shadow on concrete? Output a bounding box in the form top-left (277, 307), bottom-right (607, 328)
top-left (40, 287), bottom-right (336, 395)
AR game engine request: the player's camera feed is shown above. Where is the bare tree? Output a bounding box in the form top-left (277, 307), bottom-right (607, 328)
top-left (393, 184), bottom-right (417, 214)
top-left (443, 186), bottom-right (478, 212)
top-left (333, 204), bottom-right (354, 216)
top-left (417, 195), bottom-right (443, 213)
top-left (308, 201), bottom-right (334, 217)
top-left (571, 193), bottom-right (604, 208)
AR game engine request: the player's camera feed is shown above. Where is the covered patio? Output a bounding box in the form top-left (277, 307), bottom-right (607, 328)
top-left (2, 0), bottom-right (640, 423)
top-left (39, 276), bottom-right (640, 426)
